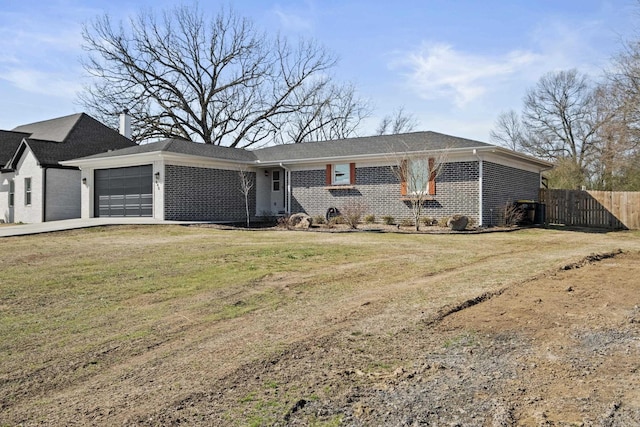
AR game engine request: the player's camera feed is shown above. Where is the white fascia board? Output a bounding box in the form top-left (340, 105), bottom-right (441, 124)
top-left (62, 151), bottom-right (256, 171)
top-left (7, 139), bottom-right (33, 170)
top-left (255, 147), bottom-right (480, 168)
top-left (473, 147), bottom-right (553, 172)
top-left (61, 151), bottom-right (165, 168)
top-left (161, 153), bottom-right (256, 171)
top-left (62, 145), bottom-right (551, 173)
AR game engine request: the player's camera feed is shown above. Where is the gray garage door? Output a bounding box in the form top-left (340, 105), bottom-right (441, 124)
top-left (95, 165), bottom-right (153, 217)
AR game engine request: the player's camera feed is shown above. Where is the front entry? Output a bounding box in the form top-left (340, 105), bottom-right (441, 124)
top-left (270, 168), bottom-right (285, 214)
top-left (94, 165), bottom-right (153, 217)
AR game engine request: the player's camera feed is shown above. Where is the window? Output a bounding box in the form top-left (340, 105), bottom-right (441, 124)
top-left (272, 170), bottom-right (280, 192)
top-left (8, 180), bottom-right (14, 207)
top-left (24, 177), bottom-right (32, 206)
top-left (409, 158), bottom-right (430, 194)
top-left (326, 163), bottom-right (356, 186)
top-left (400, 158), bottom-right (436, 196)
top-left (333, 164), bottom-right (350, 185)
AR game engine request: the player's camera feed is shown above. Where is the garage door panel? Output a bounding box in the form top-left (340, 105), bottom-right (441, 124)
top-left (94, 165), bottom-right (153, 217)
top-left (140, 176), bottom-right (153, 188)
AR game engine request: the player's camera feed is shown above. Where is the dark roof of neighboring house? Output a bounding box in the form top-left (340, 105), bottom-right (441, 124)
top-left (2, 113), bottom-right (135, 169)
top-left (0, 130), bottom-right (30, 166)
top-left (77, 138), bottom-right (258, 163)
top-left (12, 113), bottom-right (83, 142)
top-left (252, 131), bottom-right (493, 162)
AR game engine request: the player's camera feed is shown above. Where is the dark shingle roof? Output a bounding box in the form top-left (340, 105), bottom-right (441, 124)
top-left (3, 113), bottom-right (136, 168)
top-left (253, 131), bottom-right (492, 162)
top-left (67, 131), bottom-right (497, 166)
top-left (11, 113), bottom-right (83, 142)
top-left (77, 138), bottom-right (258, 162)
top-left (0, 130), bottom-right (30, 166)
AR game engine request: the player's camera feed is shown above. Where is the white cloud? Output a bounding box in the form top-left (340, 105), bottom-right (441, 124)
top-left (393, 43), bottom-right (541, 108)
top-left (390, 14), bottom-right (621, 113)
top-left (271, 0), bottom-right (318, 33)
top-left (0, 67), bottom-right (83, 99)
top-left (0, 5), bottom-right (87, 99)
top-left (528, 18), bottom-right (611, 75)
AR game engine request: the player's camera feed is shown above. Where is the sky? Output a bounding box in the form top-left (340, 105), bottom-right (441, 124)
top-left (0, 0), bottom-right (638, 143)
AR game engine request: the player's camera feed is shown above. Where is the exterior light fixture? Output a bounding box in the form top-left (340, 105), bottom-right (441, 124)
top-left (154, 172), bottom-right (160, 182)
top-left (82, 177), bottom-right (87, 185)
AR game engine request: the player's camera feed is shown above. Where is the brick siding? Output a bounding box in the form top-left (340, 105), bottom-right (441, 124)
top-left (164, 165), bottom-right (255, 222)
top-left (162, 161), bottom-right (540, 226)
top-left (482, 161), bottom-right (540, 226)
top-left (290, 161), bottom-right (480, 223)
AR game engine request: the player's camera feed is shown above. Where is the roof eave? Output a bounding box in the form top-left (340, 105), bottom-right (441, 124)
top-left (62, 150), bottom-right (257, 168)
top-left (474, 146), bottom-right (554, 170)
top-left (7, 139), bottom-right (33, 170)
top-left (255, 146), bottom-right (494, 166)
top-left (61, 150), bottom-right (166, 167)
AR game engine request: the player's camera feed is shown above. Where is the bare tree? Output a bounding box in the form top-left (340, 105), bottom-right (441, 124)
top-left (588, 83), bottom-right (631, 189)
top-left (275, 82), bottom-right (371, 144)
top-left (608, 38), bottom-right (640, 139)
top-left (80, 4), bottom-right (361, 147)
top-left (601, 39), bottom-right (640, 190)
top-left (376, 107), bottom-right (419, 135)
top-left (238, 169), bottom-right (254, 227)
top-left (490, 70), bottom-right (604, 189)
top-left (489, 110), bottom-right (526, 151)
top-left (390, 148), bottom-right (448, 231)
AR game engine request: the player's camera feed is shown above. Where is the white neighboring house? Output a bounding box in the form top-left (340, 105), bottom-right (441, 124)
top-left (0, 113), bottom-right (135, 223)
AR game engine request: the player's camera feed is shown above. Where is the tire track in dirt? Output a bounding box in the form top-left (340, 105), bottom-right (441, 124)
top-left (3, 244), bottom-right (636, 426)
top-left (133, 250), bottom-right (636, 425)
top-left (2, 247), bottom-right (529, 424)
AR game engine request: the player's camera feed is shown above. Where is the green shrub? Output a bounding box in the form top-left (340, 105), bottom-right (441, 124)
top-left (364, 214), bottom-right (376, 224)
top-left (382, 215), bottom-right (395, 225)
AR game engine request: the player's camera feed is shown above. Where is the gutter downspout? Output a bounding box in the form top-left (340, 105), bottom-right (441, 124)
top-left (279, 163), bottom-right (291, 214)
top-left (473, 149), bottom-right (483, 227)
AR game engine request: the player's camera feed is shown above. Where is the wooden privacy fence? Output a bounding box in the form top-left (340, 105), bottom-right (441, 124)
top-left (539, 189), bottom-right (640, 230)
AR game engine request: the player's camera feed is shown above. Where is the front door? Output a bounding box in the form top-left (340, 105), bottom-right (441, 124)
top-left (270, 168), bottom-right (285, 214)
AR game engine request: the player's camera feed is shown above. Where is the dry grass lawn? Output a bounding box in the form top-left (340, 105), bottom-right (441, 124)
top-left (0, 225), bottom-right (639, 425)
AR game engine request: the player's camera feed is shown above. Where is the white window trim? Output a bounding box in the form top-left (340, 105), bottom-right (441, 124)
top-left (272, 170), bottom-right (281, 192)
top-left (8, 179), bottom-right (14, 207)
top-left (24, 177), bottom-right (32, 206)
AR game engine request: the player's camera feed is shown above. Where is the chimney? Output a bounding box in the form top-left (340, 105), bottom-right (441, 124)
top-left (119, 109), bottom-right (132, 139)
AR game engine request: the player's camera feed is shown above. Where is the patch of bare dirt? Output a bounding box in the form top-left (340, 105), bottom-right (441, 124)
top-left (3, 248), bottom-right (639, 426)
top-left (119, 251), bottom-right (640, 426)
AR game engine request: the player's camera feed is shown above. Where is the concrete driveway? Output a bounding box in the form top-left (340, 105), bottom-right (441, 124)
top-left (0, 218), bottom-right (205, 238)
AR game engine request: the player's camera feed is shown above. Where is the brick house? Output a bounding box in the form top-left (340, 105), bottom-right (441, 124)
top-left (63, 131), bottom-right (551, 227)
top-left (0, 114), bottom-right (135, 223)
